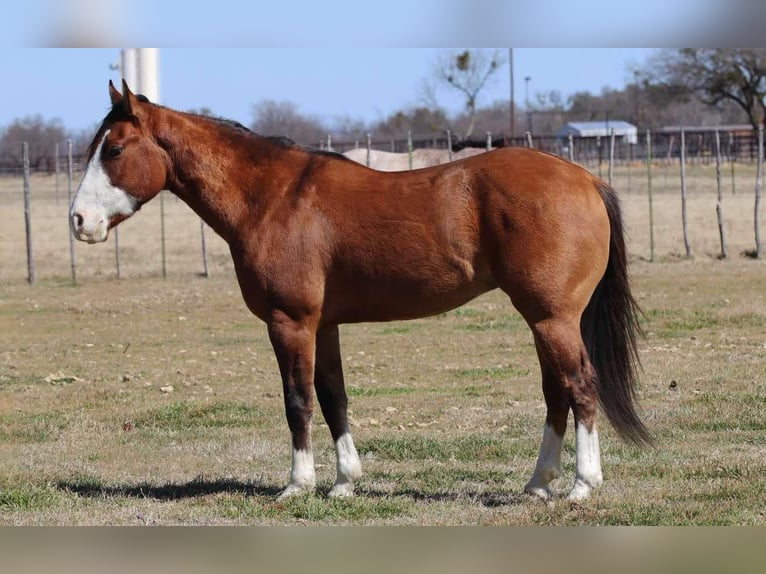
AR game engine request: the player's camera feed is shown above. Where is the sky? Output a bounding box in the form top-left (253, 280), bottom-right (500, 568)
top-left (0, 48), bottom-right (657, 133)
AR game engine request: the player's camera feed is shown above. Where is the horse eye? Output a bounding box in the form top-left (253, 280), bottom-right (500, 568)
top-left (107, 145), bottom-right (123, 158)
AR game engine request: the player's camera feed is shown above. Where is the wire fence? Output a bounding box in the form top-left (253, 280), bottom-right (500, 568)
top-left (2, 127), bottom-right (764, 285)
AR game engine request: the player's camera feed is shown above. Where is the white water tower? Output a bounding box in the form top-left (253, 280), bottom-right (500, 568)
top-left (118, 48), bottom-right (160, 103)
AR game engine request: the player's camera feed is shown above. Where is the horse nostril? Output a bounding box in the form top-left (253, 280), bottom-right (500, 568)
top-left (72, 212), bottom-right (84, 230)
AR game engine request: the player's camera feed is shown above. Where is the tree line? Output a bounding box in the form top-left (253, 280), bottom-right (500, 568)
top-left (3, 49), bottom-right (765, 170)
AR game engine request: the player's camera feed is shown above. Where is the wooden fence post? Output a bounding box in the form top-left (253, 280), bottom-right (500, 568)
top-left (568, 133), bottom-right (574, 163)
top-left (715, 130), bottom-right (727, 259)
top-left (67, 139), bottom-right (76, 283)
top-left (114, 228), bottom-right (121, 278)
top-left (366, 133), bottom-right (371, 167)
top-left (729, 132), bottom-right (736, 195)
top-left (54, 142), bottom-right (60, 205)
top-left (486, 132), bottom-right (492, 152)
top-left (447, 130), bottom-right (453, 162)
top-left (608, 129), bottom-right (615, 186)
top-left (525, 131), bottom-right (533, 148)
top-left (755, 125), bottom-right (763, 259)
top-left (200, 218), bottom-right (209, 277)
top-left (407, 130), bottom-right (413, 170)
top-left (680, 128), bottom-right (691, 258)
top-left (22, 142), bottom-right (34, 284)
top-left (647, 129), bottom-right (655, 262)
top-left (160, 191), bottom-right (167, 278)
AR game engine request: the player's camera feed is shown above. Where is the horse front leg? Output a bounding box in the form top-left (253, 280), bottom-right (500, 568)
top-left (315, 324), bottom-right (362, 497)
top-left (268, 311), bottom-right (318, 499)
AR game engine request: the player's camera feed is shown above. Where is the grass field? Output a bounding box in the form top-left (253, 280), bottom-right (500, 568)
top-left (0, 161), bottom-right (765, 524)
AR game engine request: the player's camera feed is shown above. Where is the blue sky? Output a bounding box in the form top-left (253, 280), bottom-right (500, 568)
top-left (0, 48), bottom-right (657, 132)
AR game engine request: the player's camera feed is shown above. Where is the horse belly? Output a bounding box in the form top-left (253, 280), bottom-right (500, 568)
top-left (323, 253), bottom-right (495, 324)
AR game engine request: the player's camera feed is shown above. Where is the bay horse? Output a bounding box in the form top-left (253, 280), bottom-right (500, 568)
top-left (70, 81), bottom-right (649, 501)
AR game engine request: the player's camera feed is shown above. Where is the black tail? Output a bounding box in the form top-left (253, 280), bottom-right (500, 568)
top-left (581, 181), bottom-right (652, 445)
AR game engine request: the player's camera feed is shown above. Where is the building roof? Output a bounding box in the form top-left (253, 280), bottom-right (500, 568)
top-left (556, 121), bottom-right (637, 137)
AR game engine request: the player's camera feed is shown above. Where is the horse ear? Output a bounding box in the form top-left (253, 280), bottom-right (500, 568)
top-left (121, 79), bottom-right (140, 116)
top-left (109, 80), bottom-right (122, 105)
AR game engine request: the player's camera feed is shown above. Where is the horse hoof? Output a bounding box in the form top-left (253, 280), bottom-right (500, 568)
top-left (277, 483), bottom-right (314, 500)
top-left (328, 482), bottom-right (355, 498)
top-left (523, 483), bottom-right (552, 500)
top-left (566, 479), bottom-right (595, 501)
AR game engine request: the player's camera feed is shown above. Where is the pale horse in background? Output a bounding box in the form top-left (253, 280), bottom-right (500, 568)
top-left (343, 147), bottom-right (486, 171)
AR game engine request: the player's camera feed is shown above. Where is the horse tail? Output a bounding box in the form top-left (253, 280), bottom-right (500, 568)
top-left (581, 181), bottom-right (652, 445)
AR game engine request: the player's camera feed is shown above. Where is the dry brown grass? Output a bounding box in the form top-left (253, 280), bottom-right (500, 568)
top-left (0, 162), bottom-right (765, 524)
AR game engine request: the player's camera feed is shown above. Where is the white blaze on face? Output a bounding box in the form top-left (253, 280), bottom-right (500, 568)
top-left (70, 130), bottom-right (138, 243)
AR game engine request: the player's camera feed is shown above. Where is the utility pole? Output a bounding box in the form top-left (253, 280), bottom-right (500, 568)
top-left (509, 48), bottom-right (515, 138)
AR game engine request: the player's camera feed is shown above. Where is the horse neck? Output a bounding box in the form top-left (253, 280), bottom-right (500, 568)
top-left (156, 110), bottom-right (302, 243)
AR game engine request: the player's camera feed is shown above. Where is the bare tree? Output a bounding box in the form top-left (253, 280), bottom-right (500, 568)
top-left (0, 115), bottom-right (68, 169)
top-left (429, 49), bottom-right (506, 139)
top-left (250, 99), bottom-right (327, 145)
top-left (373, 107), bottom-right (449, 139)
top-left (644, 49), bottom-right (766, 130)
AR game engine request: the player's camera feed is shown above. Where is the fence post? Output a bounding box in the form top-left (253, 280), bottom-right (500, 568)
top-left (200, 218), bottom-right (209, 277)
top-left (647, 129), bottom-right (655, 262)
top-left (447, 130), bottom-right (453, 162)
top-left (327, 134), bottom-right (332, 151)
top-left (67, 139), bottom-right (76, 283)
top-left (715, 130), bottom-right (727, 259)
top-left (755, 124), bottom-right (763, 258)
top-left (608, 129), bottom-right (615, 186)
top-left (160, 191), bottom-right (167, 278)
top-left (680, 128), bottom-right (691, 258)
top-left (22, 142), bottom-right (34, 285)
top-left (729, 132), bottom-right (736, 195)
top-left (486, 131), bottom-right (492, 152)
top-left (525, 131), bottom-right (533, 148)
top-left (568, 133), bottom-right (574, 163)
top-left (54, 142), bottom-right (60, 205)
top-left (366, 133), bottom-right (372, 167)
top-left (407, 130), bottom-right (413, 170)
top-left (114, 228), bottom-right (121, 278)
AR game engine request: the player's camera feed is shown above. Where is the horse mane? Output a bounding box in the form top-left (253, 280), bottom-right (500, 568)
top-left (92, 96), bottom-right (351, 163)
top-left (196, 115), bottom-right (351, 162)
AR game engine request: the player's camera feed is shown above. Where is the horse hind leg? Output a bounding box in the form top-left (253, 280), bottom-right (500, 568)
top-left (523, 361), bottom-right (568, 499)
top-left (527, 317), bottom-right (603, 500)
top-left (314, 325), bottom-right (362, 497)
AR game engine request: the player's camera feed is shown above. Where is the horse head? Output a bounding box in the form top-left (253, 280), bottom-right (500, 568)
top-left (70, 80), bottom-right (168, 243)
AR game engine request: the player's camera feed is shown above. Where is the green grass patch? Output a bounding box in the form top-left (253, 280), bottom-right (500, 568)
top-left (458, 314), bottom-right (525, 332)
top-left (347, 386), bottom-right (418, 397)
top-left (643, 308), bottom-right (721, 338)
top-left (215, 493), bottom-right (410, 522)
top-left (358, 434), bottom-right (511, 462)
top-left (134, 401), bottom-right (266, 433)
top-left (0, 411), bottom-right (69, 443)
top-left (452, 365), bottom-right (529, 380)
top-left (0, 482), bottom-right (60, 512)
top-left (378, 325), bottom-right (415, 335)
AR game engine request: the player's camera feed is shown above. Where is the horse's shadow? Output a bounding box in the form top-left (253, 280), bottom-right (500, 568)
top-left (56, 477), bottom-right (282, 501)
top-left (56, 477), bottom-right (528, 507)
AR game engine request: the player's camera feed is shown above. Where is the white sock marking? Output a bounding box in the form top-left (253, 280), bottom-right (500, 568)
top-left (524, 423), bottom-right (563, 499)
top-left (568, 422), bottom-right (603, 500)
top-left (329, 432), bottom-right (362, 497)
